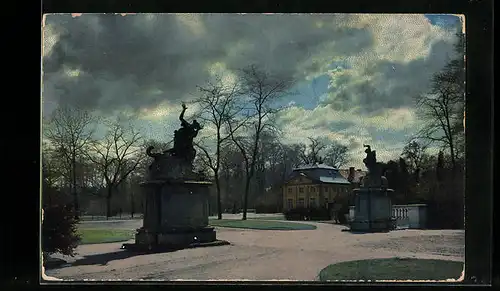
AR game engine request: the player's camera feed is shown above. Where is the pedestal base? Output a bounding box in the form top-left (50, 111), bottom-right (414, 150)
top-left (349, 187), bottom-right (394, 233)
top-left (122, 227), bottom-right (228, 252)
top-left (349, 218), bottom-right (395, 232)
top-left (122, 240), bottom-right (230, 252)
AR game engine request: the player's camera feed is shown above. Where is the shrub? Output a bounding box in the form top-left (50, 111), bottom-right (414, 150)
top-left (308, 207), bottom-right (330, 220)
top-left (426, 199), bottom-right (464, 229)
top-left (284, 207), bottom-right (307, 220)
top-left (284, 207), bottom-right (331, 221)
top-left (255, 204), bottom-right (278, 214)
top-left (42, 204), bottom-right (81, 259)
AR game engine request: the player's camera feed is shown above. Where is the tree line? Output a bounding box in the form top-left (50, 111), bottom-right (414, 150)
top-left (380, 32), bottom-right (465, 229)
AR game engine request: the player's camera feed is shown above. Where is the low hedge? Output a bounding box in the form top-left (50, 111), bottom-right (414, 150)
top-left (255, 204), bottom-right (279, 214)
top-left (284, 207), bottom-right (331, 221)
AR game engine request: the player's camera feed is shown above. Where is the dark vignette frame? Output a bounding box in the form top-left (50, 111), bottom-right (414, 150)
top-left (6, 0), bottom-right (493, 289)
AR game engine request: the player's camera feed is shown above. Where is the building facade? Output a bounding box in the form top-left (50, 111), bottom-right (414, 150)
top-left (282, 164), bottom-right (351, 210)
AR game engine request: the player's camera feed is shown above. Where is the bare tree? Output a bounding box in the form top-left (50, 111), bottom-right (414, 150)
top-left (194, 76), bottom-right (246, 219)
top-left (88, 120), bottom-right (144, 219)
top-left (415, 33), bottom-right (465, 175)
top-left (323, 142), bottom-right (349, 168)
top-left (401, 139), bottom-right (428, 176)
top-left (299, 137), bottom-right (326, 165)
top-left (228, 65), bottom-right (294, 220)
top-left (43, 106), bottom-right (96, 218)
top-left (42, 142), bottom-right (66, 206)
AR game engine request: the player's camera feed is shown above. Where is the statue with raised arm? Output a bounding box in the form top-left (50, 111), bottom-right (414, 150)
top-left (166, 103), bottom-right (203, 163)
top-left (145, 103), bottom-right (204, 179)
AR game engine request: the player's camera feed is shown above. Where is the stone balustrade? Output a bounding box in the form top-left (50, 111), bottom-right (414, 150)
top-left (349, 204), bottom-right (428, 229)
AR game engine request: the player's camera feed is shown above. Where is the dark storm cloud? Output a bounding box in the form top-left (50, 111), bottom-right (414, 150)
top-left (43, 14), bottom-right (224, 112)
top-left (323, 37), bottom-right (460, 114)
top-left (42, 14), bottom-right (373, 114)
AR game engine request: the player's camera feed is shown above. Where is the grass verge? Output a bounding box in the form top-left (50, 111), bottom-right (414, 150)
top-left (248, 216), bottom-right (285, 220)
top-left (318, 258), bottom-right (463, 281)
top-left (78, 228), bottom-right (135, 245)
top-left (208, 219), bottom-right (316, 230)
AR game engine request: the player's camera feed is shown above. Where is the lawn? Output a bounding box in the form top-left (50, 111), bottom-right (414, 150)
top-left (248, 216), bottom-right (285, 221)
top-left (78, 228), bottom-right (135, 245)
top-left (208, 219), bottom-right (316, 230)
top-left (318, 258), bottom-right (464, 281)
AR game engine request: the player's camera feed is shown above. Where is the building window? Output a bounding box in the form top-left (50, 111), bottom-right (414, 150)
top-left (288, 187), bottom-right (292, 193)
top-left (298, 198), bottom-right (305, 207)
top-left (287, 199), bottom-right (293, 209)
top-left (310, 197), bottom-right (316, 207)
top-left (324, 197), bottom-right (329, 205)
top-left (324, 186), bottom-right (328, 192)
top-left (299, 187), bottom-right (304, 193)
top-left (312, 187), bottom-right (315, 192)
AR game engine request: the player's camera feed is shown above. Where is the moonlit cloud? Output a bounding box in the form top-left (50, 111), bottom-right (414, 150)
top-left (41, 13), bottom-right (463, 168)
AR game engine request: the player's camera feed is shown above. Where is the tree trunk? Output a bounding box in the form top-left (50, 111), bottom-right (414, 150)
top-left (216, 179), bottom-right (222, 220)
top-left (72, 155), bottom-right (79, 219)
top-left (130, 197), bottom-right (135, 218)
top-left (449, 142), bottom-right (456, 180)
top-left (242, 177), bottom-right (251, 220)
top-left (106, 187), bottom-right (113, 220)
top-left (130, 190), bottom-right (135, 218)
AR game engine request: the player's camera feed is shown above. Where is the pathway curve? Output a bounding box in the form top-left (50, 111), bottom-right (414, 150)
top-left (45, 220), bottom-right (464, 281)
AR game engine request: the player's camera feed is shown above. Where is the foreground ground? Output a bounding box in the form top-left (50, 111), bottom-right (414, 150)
top-left (45, 215), bottom-right (464, 281)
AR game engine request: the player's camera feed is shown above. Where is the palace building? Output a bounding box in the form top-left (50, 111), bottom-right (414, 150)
top-left (282, 164), bottom-right (351, 210)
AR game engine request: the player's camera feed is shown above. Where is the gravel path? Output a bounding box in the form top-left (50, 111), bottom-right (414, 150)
top-left (45, 220), bottom-right (464, 281)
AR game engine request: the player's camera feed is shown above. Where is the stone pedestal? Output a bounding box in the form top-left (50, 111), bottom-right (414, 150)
top-left (349, 188), bottom-right (395, 232)
top-left (123, 178), bottom-right (228, 251)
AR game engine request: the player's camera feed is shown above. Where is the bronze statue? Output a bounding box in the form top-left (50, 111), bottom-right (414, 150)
top-left (171, 103), bottom-right (202, 161)
top-left (362, 144), bottom-right (377, 174)
top-left (145, 103), bottom-right (204, 179)
top-left (150, 103), bottom-right (202, 164)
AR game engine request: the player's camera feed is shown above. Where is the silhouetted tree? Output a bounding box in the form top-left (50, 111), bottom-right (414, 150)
top-left (228, 65), bottom-right (294, 220)
top-left (436, 150), bottom-right (445, 183)
top-left (43, 106), bottom-right (96, 218)
top-left (324, 142), bottom-right (349, 168)
top-left (194, 76), bottom-right (246, 220)
top-left (415, 32), bottom-right (465, 176)
top-left (401, 139), bottom-right (428, 183)
top-left (88, 120), bottom-right (144, 219)
top-left (299, 137), bottom-right (326, 165)
top-left (398, 158), bottom-right (410, 202)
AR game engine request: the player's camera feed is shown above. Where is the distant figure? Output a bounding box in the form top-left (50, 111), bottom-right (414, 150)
top-left (330, 200), bottom-right (341, 224)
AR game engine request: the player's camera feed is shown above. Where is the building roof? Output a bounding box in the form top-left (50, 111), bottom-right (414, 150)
top-left (287, 164), bottom-right (350, 185)
top-left (293, 163), bottom-right (338, 171)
